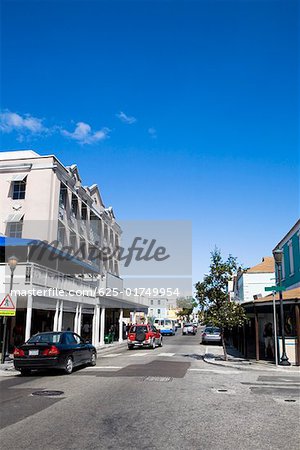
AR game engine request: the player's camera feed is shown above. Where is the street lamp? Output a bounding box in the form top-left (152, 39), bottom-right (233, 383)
top-left (273, 249), bottom-right (290, 366)
top-left (1, 256), bottom-right (18, 364)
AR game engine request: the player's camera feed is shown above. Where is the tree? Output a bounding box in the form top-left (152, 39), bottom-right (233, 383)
top-left (176, 296), bottom-right (197, 322)
top-left (195, 248), bottom-right (246, 360)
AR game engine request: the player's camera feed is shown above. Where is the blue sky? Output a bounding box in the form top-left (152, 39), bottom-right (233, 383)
top-left (0, 0), bottom-right (299, 284)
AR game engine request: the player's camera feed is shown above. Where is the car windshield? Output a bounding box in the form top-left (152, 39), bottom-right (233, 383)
top-left (204, 327), bottom-right (220, 333)
top-left (27, 333), bottom-right (62, 344)
top-left (130, 326), bottom-right (148, 333)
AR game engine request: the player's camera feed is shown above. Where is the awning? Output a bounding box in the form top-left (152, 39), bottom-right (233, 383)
top-left (0, 236), bottom-right (99, 273)
top-left (8, 173), bottom-right (27, 182)
top-left (5, 213), bottom-right (24, 223)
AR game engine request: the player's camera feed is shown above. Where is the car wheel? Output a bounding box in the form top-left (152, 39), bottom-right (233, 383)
top-left (128, 345), bottom-right (134, 350)
top-left (64, 356), bottom-right (73, 374)
top-left (89, 351), bottom-right (97, 366)
top-left (158, 337), bottom-right (163, 347)
top-left (20, 368), bottom-right (31, 376)
top-left (151, 339), bottom-right (156, 350)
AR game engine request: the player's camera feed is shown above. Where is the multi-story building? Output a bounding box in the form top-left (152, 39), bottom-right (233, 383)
top-left (0, 150), bottom-right (120, 276)
top-left (273, 219), bottom-right (300, 290)
top-left (148, 297), bottom-right (177, 319)
top-left (238, 220), bottom-right (300, 365)
top-left (0, 150), bottom-right (148, 352)
top-left (233, 257), bottom-right (275, 303)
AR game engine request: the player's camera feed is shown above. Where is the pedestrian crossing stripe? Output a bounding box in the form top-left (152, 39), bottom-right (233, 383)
top-left (0, 294), bottom-right (15, 309)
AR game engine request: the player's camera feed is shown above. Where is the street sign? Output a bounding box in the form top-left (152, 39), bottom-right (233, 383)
top-left (265, 286), bottom-right (286, 292)
top-left (0, 294), bottom-right (16, 316)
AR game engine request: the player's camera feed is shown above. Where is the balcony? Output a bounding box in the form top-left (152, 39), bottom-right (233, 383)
top-left (0, 262), bottom-right (98, 302)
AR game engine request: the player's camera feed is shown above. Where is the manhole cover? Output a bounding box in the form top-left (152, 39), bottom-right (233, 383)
top-left (32, 390), bottom-right (64, 397)
top-left (143, 376), bottom-right (173, 382)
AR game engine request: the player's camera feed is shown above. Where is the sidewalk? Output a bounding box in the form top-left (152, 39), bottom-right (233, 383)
top-left (0, 341), bottom-right (128, 377)
top-left (203, 345), bottom-right (300, 373)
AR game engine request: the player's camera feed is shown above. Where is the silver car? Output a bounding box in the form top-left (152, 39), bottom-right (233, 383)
top-left (182, 323), bottom-right (196, 335)
top-left (201, 327), bottom-right (221, 344)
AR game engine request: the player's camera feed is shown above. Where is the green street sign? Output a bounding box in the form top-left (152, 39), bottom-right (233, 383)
top-left (265, 286), bottom-right (286, 292)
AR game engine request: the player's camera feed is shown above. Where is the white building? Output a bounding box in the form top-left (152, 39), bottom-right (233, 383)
top-left (233, 257), bottom-right (275, 303)
top-left (147, 297), bottom-right (177, 319)
top-left (0, 150), bottom-right (148, 351)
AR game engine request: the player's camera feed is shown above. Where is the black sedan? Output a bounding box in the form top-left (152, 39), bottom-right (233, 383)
top-left (13, 331), bottom-right (97, 375)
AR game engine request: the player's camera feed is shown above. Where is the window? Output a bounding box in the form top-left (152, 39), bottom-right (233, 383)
top-left (64, 333), bottom-right (77, 345)
top-left (71, 194), bottom-right (78, 216)
top-left (28, 333), bottom-right (62, 344)
top-left (157, 309), bottom-right (161, 315)
top-left (158, 299), bottom-right (161, 305)
top-left (150, 300), bottom-right (154, 305)
top-left (12, 179), bottom-right (27, 200)
top-left (79, 239), bottom-right (86, 259)
top-left (281, 252), bottom-right (285, 279)
top-left (70, 231), bottom-right (77, 253)
top-left (288, 241), bottom-right (294, 275)
top-left (59, 183), bottom-right (68, 208)
top-left (57, 222), bottom-right (66, 246)
top-left (81, 203), bottom-right (88, 220)
top-left (7, 221), bottom-right (23, 238)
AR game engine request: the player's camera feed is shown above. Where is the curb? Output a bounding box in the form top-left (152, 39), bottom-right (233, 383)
top-left (96, 341), bottom-right (127, 356)
top-left (203, 356), bottom-right (300, 372)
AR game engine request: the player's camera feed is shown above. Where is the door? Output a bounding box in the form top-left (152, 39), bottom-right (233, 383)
top-left (74, 333), bottom-right (91, 363)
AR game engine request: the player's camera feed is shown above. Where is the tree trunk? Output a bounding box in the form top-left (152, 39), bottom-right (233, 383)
top-left (221, 330), bottom-right (228, 361)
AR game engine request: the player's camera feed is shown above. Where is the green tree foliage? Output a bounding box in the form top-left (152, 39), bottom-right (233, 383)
top-left (195, 248), bottom-right (246, 359)
top-left (176, 296), bottom-right (197, 321)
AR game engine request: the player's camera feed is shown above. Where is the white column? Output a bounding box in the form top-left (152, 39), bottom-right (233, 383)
top-left (95, 305), bottom-right (100, 345)
top-left (119, 308), bottom-right (124, 342)
top-left (100, 307), bottom-right (105, 345)
top-left (53, 300), bottom-right (59, 332)
top-left (25, 295), bottom-right (33, 341)
top-left (57, 300), bottom-right (63, 331)
top-left (77, 304), bottom-right (82, 335)
top-left (74, 304), bottom-right (79, 333)
top-left (92, 306), bottom-right (96, 346)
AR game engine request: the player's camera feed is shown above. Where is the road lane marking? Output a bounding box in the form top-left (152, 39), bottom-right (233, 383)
top-left (157, 353), bottom-right (175, 357)
top-left (129, 352), bottom-right (150, 357)
top-left (84, 366), bottom-right (123, 369)
top-left (188, 368), bottom-right (239, 374)
top-left (101, 353), bottom-right (123, 358)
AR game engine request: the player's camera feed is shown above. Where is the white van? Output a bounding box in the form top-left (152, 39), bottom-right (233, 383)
top-left (153, 318), bottom-right (175, 336)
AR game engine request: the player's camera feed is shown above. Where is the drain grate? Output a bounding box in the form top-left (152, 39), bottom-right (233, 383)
top-left (217, 389), bottom-right (228, 393)
top-left (284, 399), bottom-right (296, 403)
top-left (143, 376), bottom-right (173, 382)
top-left (32, 390), bottom-right (64, 397)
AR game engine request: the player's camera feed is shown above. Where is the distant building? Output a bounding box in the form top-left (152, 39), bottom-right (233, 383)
top-left (233, 257), bottom-right (275, 303)
top-left (148, 297), bottom-right (177, 319)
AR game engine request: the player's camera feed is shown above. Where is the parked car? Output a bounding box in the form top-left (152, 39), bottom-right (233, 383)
top-left (127, 324), bottom-right (162, 350)
top-left (154, 319), bottom-right (175, 336)
top-left (182, 323), bottom-right (197, 335)
top-left (201, 327), bottom-right (222, 344)
top-left (13, 331), bottom-right (97, 375)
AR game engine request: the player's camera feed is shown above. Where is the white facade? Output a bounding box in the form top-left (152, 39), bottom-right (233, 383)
top-left (0, 150), bottom-right (120, 276)
top-left (0, 150), bottom-right (148, 351)
top-left (233, 257), bottom-right (275, 303)
top-left (235, 272), bottom-right (275, 303)
top-left (147, 297), bottom-right (177, 318)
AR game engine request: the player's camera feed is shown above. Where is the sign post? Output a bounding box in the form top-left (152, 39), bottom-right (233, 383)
top-left (265, 286), bottom-right (286, 367)
top-left (0, 294), bottom-right (16, 317)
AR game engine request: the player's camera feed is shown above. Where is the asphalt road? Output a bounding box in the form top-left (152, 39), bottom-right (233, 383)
top-left (0, 331), bottom-right (299, 450)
